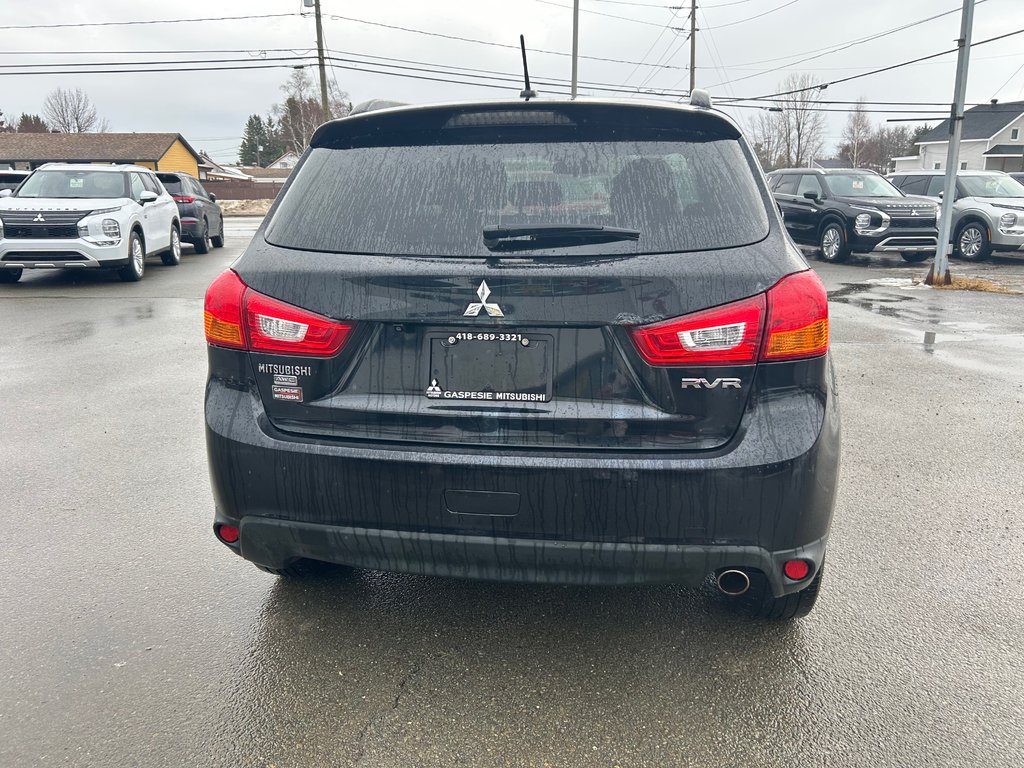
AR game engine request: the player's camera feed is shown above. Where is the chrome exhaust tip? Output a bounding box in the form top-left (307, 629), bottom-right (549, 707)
top-left (716, 569), bottom-right (751, 596)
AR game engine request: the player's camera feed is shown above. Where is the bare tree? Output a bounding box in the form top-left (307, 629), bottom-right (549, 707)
top-left (775, 73), bottom-right (827, 167)
top-left (42, 88), bottom-right (109, 133)
top-left (272, 70), bottom-right (351, 153)
top-left (839, 98), bottom-right (872, 167)
top-left (747, 110), bottom-right (785, 170)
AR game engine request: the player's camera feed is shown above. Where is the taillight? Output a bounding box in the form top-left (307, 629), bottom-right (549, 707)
top-left (172, 195), bottom-right (195, 203)
top-left (762, 270), bottom-right (829, 361)
top-left (203, 269), bottom-right (352, 357)
top-left (204, 269), bottom-right (246, 349)
top-left (630, 294), bottom-right (766, 366)
top-left (629, 269), bottom-right (828, 366)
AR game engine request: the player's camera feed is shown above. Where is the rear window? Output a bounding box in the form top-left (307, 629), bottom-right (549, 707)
top-left (266, 138), bottom-right (769, 256)
top-left (157, 175), bottom-right (183, 195)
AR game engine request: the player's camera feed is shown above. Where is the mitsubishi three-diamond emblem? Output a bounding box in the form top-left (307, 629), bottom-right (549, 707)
top-left (463, 280), bottom-right (504, 317)
top-left (32, 214), bottom-right (45, 222)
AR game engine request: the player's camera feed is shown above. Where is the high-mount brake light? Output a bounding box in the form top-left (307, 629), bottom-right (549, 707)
top-left (629, 269), bottom-right (829, 366)
top-left (630, 295), bottom-right (766, 366)
top-left (762, 270), bottom-right (829, 361)
top-left (204, 269), bottom-right (246, 349)
top-left (203, 269), bottom-right (352, 357)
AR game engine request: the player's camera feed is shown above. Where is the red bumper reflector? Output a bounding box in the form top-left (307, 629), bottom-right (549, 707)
top-left (783, 559), bottom-right (811, 581)
top-left (216, 524), bottom-right (240, 544)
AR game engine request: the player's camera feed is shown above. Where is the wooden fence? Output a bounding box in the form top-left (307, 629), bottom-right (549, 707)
top-left (202, 180), bottom-right (285, 200)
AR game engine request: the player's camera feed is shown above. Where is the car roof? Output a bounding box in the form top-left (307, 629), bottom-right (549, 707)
top-left (891, 169), bottom-right (1006, 176)
top-left (35, 162), bottom-right (156, 173)
top-left (768, 167), bottom-right (879, 175)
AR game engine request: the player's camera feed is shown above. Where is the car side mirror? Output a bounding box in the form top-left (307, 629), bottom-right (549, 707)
top-left (803, 190), bottom-right (820, 201)
top-left (139, 190), bottom-right (158, 204)
top-left (937, 190), bottom-right (943, 198)
top-left (0, 189), bottom-right (11, 198)
top-left (209, 193), bottom-right (217, 203)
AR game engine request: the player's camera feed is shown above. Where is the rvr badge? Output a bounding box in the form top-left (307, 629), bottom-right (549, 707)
top-left (681, 377), bottom-right (742, 390)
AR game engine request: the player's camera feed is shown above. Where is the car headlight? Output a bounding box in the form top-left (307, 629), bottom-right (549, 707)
top-left (855, 213), bottom-right (871, 229)
top-left (999, 212), bottom-right (1017, 229)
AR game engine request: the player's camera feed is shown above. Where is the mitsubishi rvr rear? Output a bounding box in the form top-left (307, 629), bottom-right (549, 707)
top-left (204, 98), bottom-right (841, 619)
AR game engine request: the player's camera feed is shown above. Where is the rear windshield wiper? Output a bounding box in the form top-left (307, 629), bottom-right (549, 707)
top-left (482, 224), bottom-right (640, 253)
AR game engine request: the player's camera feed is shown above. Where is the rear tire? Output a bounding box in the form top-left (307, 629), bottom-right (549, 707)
top-left (118, 231), bottom-right (146, 282)
top-left (955, 221), bottom-right (990, 261)
top-left (160, 225), bottom-right (182, 266)
top-left (900, 251), bottom-right (930, 263)
top-left (211, 220), bottom-right (225, 249)
top-left (743, 566), bottom-right (824, 619)
top-left (193, 219), bottom-right (211, 254)
top-left (0, 269), bottom-right (22, 284)
top-left (818, 222), bottom-right (849, 263)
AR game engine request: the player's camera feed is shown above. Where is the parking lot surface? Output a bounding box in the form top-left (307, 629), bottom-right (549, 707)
top-left (1, 230), bottom-right (1022, 767)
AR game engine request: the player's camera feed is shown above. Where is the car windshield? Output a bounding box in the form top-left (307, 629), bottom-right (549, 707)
top-left (266, 138), bottom-right (770, 256)
top-left (959, 175), bottom-right (1024, 198)
top-left (15, 170), bottom-right (128, 199)
top-left (826, 173), bottom-right (903, 198)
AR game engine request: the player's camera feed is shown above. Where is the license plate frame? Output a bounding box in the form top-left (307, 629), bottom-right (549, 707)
top-left (425, 331), bottom-right (554, 403)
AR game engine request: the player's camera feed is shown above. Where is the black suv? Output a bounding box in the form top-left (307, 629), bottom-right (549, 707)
top-left (768, 168), bottom-right (938, 263)
top-left (203, 99), bottom-right (841, 619)
top-left (156, 172), bottom-right (224, 254)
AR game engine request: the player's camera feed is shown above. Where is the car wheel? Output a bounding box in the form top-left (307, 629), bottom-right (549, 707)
top-left (900, 251), bottom-right (930, 263)
top-left (818, 222), bottom-right (849, 263)
top-left (211, 219), bottom-right (225, 249)
top-left (0, 268), bottom-right (22, 284)
top-left (743, 565), bottom-right (824, 620)
top-left (194, 219), bottom-right (211, 254)
top-left (160, 225), bottom-right (182, 266)
top-left (118, 231), bottom-right (146, 282)
top-left (955, 222), bottom-right (990, 261)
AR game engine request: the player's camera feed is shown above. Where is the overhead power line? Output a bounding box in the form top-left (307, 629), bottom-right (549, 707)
top-left (535, 0), bottom-right (677, 29)
top-left (700, 0), bottom-right (801, 31)
top-left (0, 13), bottom-right (297, 30)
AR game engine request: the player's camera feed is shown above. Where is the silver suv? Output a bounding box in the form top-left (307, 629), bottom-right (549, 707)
top-left (0, 163), bottom-right (181, 283)
top-left (888, 170), bottom-right (1024, 260)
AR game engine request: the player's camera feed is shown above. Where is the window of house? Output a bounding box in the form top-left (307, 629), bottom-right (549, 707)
top-left (960, 162), bottom-right (968, 170)
top-left (933, 163), bottom-right (941, 170)
top-left (1012, 128), bottom-right (1020, 141)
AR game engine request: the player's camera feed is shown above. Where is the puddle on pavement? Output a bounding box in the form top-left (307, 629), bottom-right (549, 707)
top-left (828, 281), bottom-right (939, 322)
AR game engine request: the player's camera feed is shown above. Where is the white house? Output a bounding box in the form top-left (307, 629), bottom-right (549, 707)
top-left (267, 151), bottom-right (300, 170)
top-left (892, 100), bottom-right (1024, 173)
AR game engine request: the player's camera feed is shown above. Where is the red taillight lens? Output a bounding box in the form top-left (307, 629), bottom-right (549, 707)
top-left (172, 195), bottom-right (195, 203)
top-left (215, 524), bottom-right (240, 544)
top-left (629, 294), bottom-right (766, 366)
top-left (762, 270), bottom-right (829, 361)
top-left (204, 269), bottom-right (247, 349)
top-left (629, 269), bottom-right (828, 366)
top-left (203, 269), bottom-right (352, 357)
top-left (244, 290), bottom-right (351, 356)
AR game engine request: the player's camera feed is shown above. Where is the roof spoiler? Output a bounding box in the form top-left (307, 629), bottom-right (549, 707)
top-left (689, 89), bottom-right (712, 109)
top-left (349, 99), bottom-right (409, 116)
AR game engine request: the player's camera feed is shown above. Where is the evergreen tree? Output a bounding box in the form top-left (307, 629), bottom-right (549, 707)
top-left (238, 114), bottom-right (268, 166)
top-left (16, 113), bottom-right (48, 133)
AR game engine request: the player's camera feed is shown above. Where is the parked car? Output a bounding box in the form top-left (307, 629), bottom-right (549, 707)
top-left (0, 164), bottom-right (180, 284)
top-left (0, 169), bottom-right (30, 193)
top-left (156, 171), bottom-right (224, 253)
top-left (767, 167), bottom-right (939, 263)
top-left (203, 97), bottom-right (841, 619)
top-left (888, 169), bottom-right (1024, 260)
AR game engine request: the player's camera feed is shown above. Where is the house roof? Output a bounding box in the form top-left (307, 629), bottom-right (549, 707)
top-left (0, 132), bottom-right (202, 163)
top-left (916, 101), bottom-right (1024, 143)
top-left (984, 144), bottom-right (1024, 156)
top-left (235, 166), bottom-right (291, 179)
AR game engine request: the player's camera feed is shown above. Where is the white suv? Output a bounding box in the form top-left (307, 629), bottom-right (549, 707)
top-left (0, 163), bottom-right (181, 283)
top-left (888, 169), bottom-right (1024, 261)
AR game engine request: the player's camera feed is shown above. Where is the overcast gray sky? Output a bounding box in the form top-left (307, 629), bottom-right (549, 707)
top-left (1, 0), bottom-right (1023, 163)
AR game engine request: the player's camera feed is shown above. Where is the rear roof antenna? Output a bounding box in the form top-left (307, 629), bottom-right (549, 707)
top-left (519, 35), bottom-right (537, 101)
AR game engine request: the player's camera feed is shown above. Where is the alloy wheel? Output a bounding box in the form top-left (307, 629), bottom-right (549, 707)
top-left (822, 228), bottom-right (841, 260)
top-left (132, 237), bottom-right (145, 275)
top-left (959, 226), bottom-right (982, 259)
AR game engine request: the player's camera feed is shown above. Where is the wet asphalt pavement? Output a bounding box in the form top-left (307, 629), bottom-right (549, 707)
top-left (1, 223), bottom-right (1022, 767)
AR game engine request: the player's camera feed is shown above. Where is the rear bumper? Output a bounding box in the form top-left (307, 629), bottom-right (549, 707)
top-left (206, 356), bottom-right (841, 597)
top-left (178, 217), bottom-right (203, 241)
top-left (232, 518), bottom-right (827, 593)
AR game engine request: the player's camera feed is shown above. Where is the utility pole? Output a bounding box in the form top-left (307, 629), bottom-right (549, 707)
top-left (313, 0), bottom-right (331, 120)
top-left (571, 0), bottom-right (580, 99)
top-left (927, 0), bottom-right (975, 286)
top-left (689, 0), bottom-right (697, 93)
